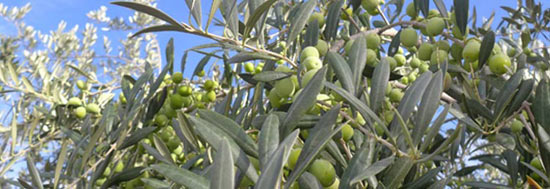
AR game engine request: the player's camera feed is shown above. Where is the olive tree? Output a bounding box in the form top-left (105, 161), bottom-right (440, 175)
top-left (2, 0), bottom-right (550, 188)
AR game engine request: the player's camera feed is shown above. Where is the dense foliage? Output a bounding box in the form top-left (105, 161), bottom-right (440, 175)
top-left (1, 0), bottom-right (550, 188)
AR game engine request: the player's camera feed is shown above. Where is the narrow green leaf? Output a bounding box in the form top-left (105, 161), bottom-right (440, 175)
top-left (370, 58), bottom-right (390, 112)
top-left (304, 19), bottom-right (319, 47)
top-left (388, 30), bottom-right (402, 57)
top-left (140, 178), bottom-right (170, 189)
top-left (26, 154), bottom-right (43, 189)
top-left (198, 110), bottom-right (258, 157)
top-left (298, 172), bottom-right (323, 189)
top-left (211, 138), bottom-right (235, 189)
top-left (252, 71), bottom-right (291, 82)
top-left (286, 0), bottom-right (317, 44)
top-left (141, 142), bottom-right (173, 164)
top-left (521, 161), bottom-right (550, 183)
top-left (382, 157), bottom-right (415, 188)
top-left (165, 38), bottom-right (174, 74)
top-left (111, 1), bottom-right (183, 28)
top-left (415, 0), bottom-right (430, 18)
top-left (285, 105), bottom-right (343, 188)
top-left (324, 0), bottom-right (344, 40)
top-left (340, 138), bottom-right (372, 189)
top-left (533, 78), bottom-right (550, 129)
top-left (478, 31), bottom-right (495, 68)
top-left (227, 52), bottom-right (274, 64)
top-left (325, 82), bottom-right (385, 131)
top-left (454, 0), bottom-right (469, 36)
top-left (494, 70), bottom-right (523, 123)
top-left (349, 36), bottom-right (367, 92)
top-left (282, 66), bottom-right (327, 136)
top-left (464, 98), bottom-right (494, 122)
top-left (420, 104), bottom-right (450, 152)
top-left (463, 182), bottom-right (512, 189)
top-left (243, 0), bottom-right (277, 42)
top-left (131, 24), bottom-right (184, 37)
top-left (413, 71), bottom-right (443, 146)
top-left (433, 0), bottom-right (448, 18)
top-left (53, 140), bottom-right (68, 189)
top-left (257, 130), bottom-right (299, 188)
top-left (206, 0), bottom-right (221, 31)
top-left (390, 71), bottom-right (433, 138)
top-left (506, 79), bottom-right (533, 116)
top-left (258, 114), bottom-right (280, 168)
top-left (190, 117), bottom-right (259, 182)
top-left (502, 150), bottom-right (518, 186)
top-left (454, 165), bottom-right (483, 176)
top-left (221, 0), bottom-right (239, 38)
top-left (326, 52), bottom-right (354, 94)
top-left (404, 167), bottom-right (443, 189)
top-left (102, 167), bottom-right (146, 188)
top-left (193, 55), bottom-right (211, 77)
top-left (120, 127), bottom-right (157, 149)
top-left (350, 156), bottom-right (395, 184)
top-left (151, 164), bottom-right (209, 189)
top-left (185, 0), bottom-right (202, 28)
top-left (153, 134), bottom-right (175, 164)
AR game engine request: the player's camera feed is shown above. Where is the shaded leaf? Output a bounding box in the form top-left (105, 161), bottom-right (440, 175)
top-left (151, 164), bottom-right (209, 189)
top-left (350, 156), bottom-right (395, 184)
top-left (286, 0), bottom-right (316, 44)
top-left (228, 52), bottom-right (274, 63)
top-left (478, 31), bottom-right (495, 69)
top-left (413, 71), bottom-right (443, 146)
top-left (102, 167), bottom-right (146, 188)
top-left (370, 58), bottom-right (390, 112)
top-left (454, 0), bottom-right (469, 36)
top-left (252, 71), bottom-right (291, 82)
top-left (120, 127), bottom-right (157, 149)
top-left (258, 114), bottom-right (279, 168)
top-left (326, 52), bottom-right (354, 94)
top-left (211, 139), bottom-right (235, 189)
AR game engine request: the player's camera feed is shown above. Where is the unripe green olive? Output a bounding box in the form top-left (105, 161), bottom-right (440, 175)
top-left (401, 76), bottom-right (409, 85)
top-left (341, 124), bottom-right (354, 141)
top-left (426, 17), bottom-right (445, 36)
top-left (197, 70), bottom-right (206, 77)
top-left (274, 77), bottom-right (296, 98)
top-left (463, 40), bottom-right (481, 62)
top-left (178, 86), bottom-right (193, 96)
top-left (68, 97), bottom-right (82, 106)
top-left (531, 157), bottom-right (543, 171)
top-left (344, 39), bottom-right (355, 55)
top-left (287, 148), bottom-right (302, 170)
top-left (366, 49), bottom-right (378, 66)
top-left (409, 57), bottom-right (421, 68)
top-left (76, 80), bottom-right (87, 91)
top-left (394, 54), bottom-right (406, 67)
top-left (303, 56), bottom-right (323, 71)
top-left (428, 9), bottom-right (440, 18)
top-left (300, 46), bottom-right (320, 62)
top-left (95, 178), bottom-right (106, 186)
top-left (389, 88), bottom-right (404, 103)
top-left (301, 69), bottom-right (319, 87)
top-left (374, 122), bottom-right (385, 136)
top-left (268, 90), bottom-right (284, 108)
top-left (408, 74), bottom-right (417, 82)
top-left (73, 106), bottom-right (87, 119)
top-left (366, 33), bottom-right (381, 49)
top-left (510, 119), bottom-right (523, 133)
top-left (362, 0), bottom-right (380, 15)
top-left (172, 72), bottom-right (183, 84)
top-left (119, 94), bottom-right (127, 104)
top-left (86, 103), bottom-right (101, 114)
top-left (430, 50), bottom-right (448, 65)
top-left (507, 48), bottom-right (517, 57)
top-left (114, 161), bottom-right (124, 173)
top-left (154, 114), bottom-right (169, 126)
top-left (418, 43), bottom-right (434, 61)
top-left (325, 178), bottom-right (340, 189)
top-left (384, 110), bottom-right (395, 125)
top-left (205, 90), bottom-right (216, 102)
top-left (443, 73), bottom-right (452, 91)
top-left (488, 54), bottom-right (511, 75)
top-left (170, 94), bottom-right (185, 109)
top-left (386, 57), bottom-right (397, 70)
top-left (244, 62), bottom-right (255, 73)
top-left (406, 2), bottom-right (417, 18)
top-left (452, 26), bottom-right (468, 40)
top-left (340, 7), bottom-right (353, 20)
top-left (463, 60), bottom-right (479, 72)
top-left (309, 159), bottom-right (336, 187)
top-left (436, 40), bottom-right (450, 52)
top-left (308, 12), bottom-right (325, 26)
top-left (450, 43), bottom-right (463, 60)
top-left (203, 80), bottom-right (218, 91)
top-left (419, 63), bottom-right (430, 73)
top-left (315, 40), bottom-right (329, 56)
top-left (400, 28), bottom-right (418, 47)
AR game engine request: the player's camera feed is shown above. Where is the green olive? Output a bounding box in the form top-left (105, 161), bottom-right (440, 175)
top-left (418, 43), bottom-right (434, 61)
top-left (366, 33), bottom-right (381, 49)
top-left (244, 62), bottom-right (255, 73)
top-left (205, 90), bottom-right (217, 102)
top-left (178, 85), bottom-right (193, 96)
top-left (309, 159), bottom-right (336, 187)
top-left (203, 80), bottom-right (217, 91)
top-left (366, 49), bottom-right (378, 66)
top-left (300, 46), bottom-right (320, 62)
top-left (488, 54), bottom-right (511, 75)
top-left (86, 103), bottom-right (101, 114)
top-left (341, 124), bottom-right (354, 141)
top-left (287, 148), bottom-right (302, 170)
top-left (74, 106), bottom-right (87, 119)
top-left (315, 40), bottom-right (329, 56)
top-left (510, 119), bottom-right (523, 133)
top-left (406, 2), bottom-right (417, 18)
top-left (308, 12), bottom-right (325, 26)
top-left (68, 97), bottom-right (82, 106)
top-left (430, 49), bottom-right (448, 65)
top-left (302, 56), bottom-right (323, 71)
top-left (172, 72), bottom-right (183, 84)
top-left (462, 40), bottom-right (481, 62)
top-left (389, 88), bottom-right (404, 103)
top-left (400, 28), bottom-right (418, 47)
top-left (154, 114), bottom-right (169, 126)
top-left (76, 80), bottom-right (87, 91)
top-left (394, 54), bottom-right (407, 66)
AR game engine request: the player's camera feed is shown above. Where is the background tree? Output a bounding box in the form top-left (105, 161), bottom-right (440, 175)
top-left (1, 0), bottom-right (550, 188)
